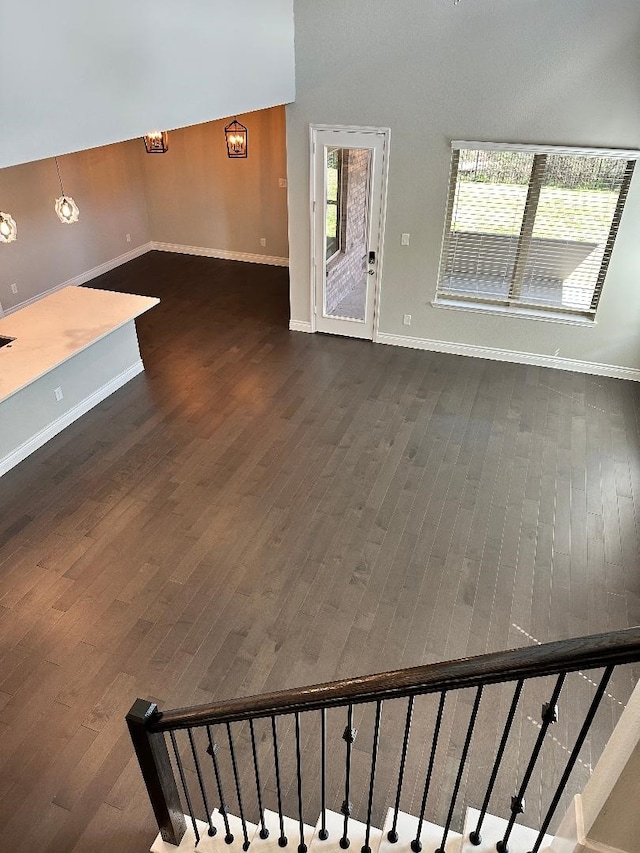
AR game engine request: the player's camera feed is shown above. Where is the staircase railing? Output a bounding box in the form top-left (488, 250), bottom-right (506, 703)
top-left (127, 627), bottom-right (640, 852)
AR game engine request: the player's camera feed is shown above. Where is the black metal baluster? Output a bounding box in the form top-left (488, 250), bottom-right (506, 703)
top-left (319, 709), bottom-right (329, 840)
top-left (388, 695), bottom-right (415, 843)
top-left (227, 722), bottom-right (251, 851)
top-left (188, 727), bottom-right (216, 837)
top-left (497, 673), bottom-right (566, 853)
top-left (206, 725), bottom-right (234, 844)
top-left (527, 667), bottom-right (614, 853)
top-left (295, 713), bottom-right (307, 853)
top-left (411, 692), bottom-right (446, 853)
top-left (470, 680), bottom-right (524, 846)
top-left (340, 704), bottom-right (357, 850)
top-left (436, 686), bottom-right (483, 853)
top-left (169, 730), bottom-right (201, 845)
top-left (250, 719), bottom-right (269, 840)
top-left (362, 700), bottom-right (383, 853)
top-left (271, 715), bottom-right (288, 847)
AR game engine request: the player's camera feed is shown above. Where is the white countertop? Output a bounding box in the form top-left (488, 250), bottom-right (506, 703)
top-left (0, 286), bottom-right (159, 403)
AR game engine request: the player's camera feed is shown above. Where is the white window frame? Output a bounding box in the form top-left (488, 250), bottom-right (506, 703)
top-left (433, 140), bottom-right (639, 324)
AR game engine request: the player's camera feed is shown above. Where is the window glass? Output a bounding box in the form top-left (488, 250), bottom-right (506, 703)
top-left (326, 148), bottom-right (342, 260)
top-left (437, 145), bottom-right (634, 318)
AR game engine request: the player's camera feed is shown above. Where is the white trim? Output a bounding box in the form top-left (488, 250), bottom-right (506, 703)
top-left (451, 140), bottom-right (640, 159)
top-left (151, 242), bottom-right (289, 267)
top-left (581, 841), bottom-right (630, 853)
top-left (0, 360), bottom-right (144, 477)
top-left (375, 331), bottom-right (640, 382)
top-left (310, 123), bottom-right (392, 135)
top-left (373, 128), bottom-right (391, 345)
top-left (289, 319), bottom-right (313, 333)
top-left (3, 243), bottom-right (153, 316)
top-left (432, 298), bottom-right (597, 326)
top-left (308, 124), bottom-right (318, 332)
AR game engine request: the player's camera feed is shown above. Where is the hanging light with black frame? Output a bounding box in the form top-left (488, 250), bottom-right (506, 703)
top-left (54, 157), bottom-right (79, 224)
top-left (224, 118), bottom-right (248, 159)
top-left (0, 211), bottom-right (17, 243)
top-left (143, 130), bottom-right (169, 154)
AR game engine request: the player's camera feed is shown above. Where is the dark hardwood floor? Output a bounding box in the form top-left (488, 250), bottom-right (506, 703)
top-left (1, 251), bottom-right (639, 852)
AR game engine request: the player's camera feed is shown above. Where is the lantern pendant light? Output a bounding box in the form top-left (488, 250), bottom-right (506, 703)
top-left (0, 211), bottom-right (17, 243)
top-left (224, 118), bottom-right (248, 158)
top-left (143, 131), bottom-right (169, 154)
top-left (54, 157), bottom-right (79, 224)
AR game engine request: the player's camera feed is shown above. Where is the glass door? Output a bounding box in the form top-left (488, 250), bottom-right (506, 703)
top-left (313, 129), bottom-right (388, 339)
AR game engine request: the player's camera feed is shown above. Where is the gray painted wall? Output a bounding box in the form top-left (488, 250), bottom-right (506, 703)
top-left (142, 108), bottom-right (289, 259)
top-left (0, 140), bottom-right (151, 313)
top-left (0, 107), bottom-right (290, 313)
top-left (286, 0), bottom-right (640, 371)
top-left (0, 1), bottom-right (295, 168)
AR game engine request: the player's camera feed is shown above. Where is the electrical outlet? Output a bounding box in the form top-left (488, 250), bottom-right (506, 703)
top-left (279, 178), bottom-right (288, 188)
top-left (125, 233), bottom-right (131, 243)
top-left (401, 233), bottom-right (410, 246)
top-left (403, 314), bottom-right (412, 326)
top-left (54, 387), bottom-right (63, 402)
top-left (10, 283), bottom-right (17, 294)
top-left (260, 237), bottom-right (267, 247)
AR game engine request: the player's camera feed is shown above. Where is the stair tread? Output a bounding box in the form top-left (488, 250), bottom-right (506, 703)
top-left (251, 809), bottom-right (316, 852)
top-left (460, 807), bottom-right (553, 853)
top-left (310, 808), bottom-right (382, 853)
top-left (148, 807), bottom-right (554, 853)
top-left (150, 817), bottom-right (209, 852)
top-left (379, 808), bottom-right (462, 853)
top-left (150, 811), bottom-right (257, 853)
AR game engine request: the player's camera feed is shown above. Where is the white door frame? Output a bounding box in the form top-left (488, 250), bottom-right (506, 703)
top-left (309, 123), bottom-right (391, 340)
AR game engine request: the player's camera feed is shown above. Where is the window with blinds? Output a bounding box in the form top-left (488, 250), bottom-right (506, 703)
top-left (436, 142), bottom-right (637, 318)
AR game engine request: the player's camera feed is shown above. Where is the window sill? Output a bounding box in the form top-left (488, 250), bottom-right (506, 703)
top-left (431, 297), bottom-right (597, 327)
top-left (326, 251), bottom-right (346, 272)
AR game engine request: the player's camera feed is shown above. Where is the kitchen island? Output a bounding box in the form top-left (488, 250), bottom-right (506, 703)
top-left (0, 286), bottom-right (158, 476)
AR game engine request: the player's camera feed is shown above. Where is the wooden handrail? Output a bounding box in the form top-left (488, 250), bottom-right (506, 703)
top-left (149, 627), bottom-right (640, 732)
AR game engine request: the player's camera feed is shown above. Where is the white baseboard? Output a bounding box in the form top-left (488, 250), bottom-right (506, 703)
top-left (0, 360), bottom-right (144, 478)
top-left (151, 241), bottom-right (289, 267)
top-left (375, 331), bottom-right (640, 382)
top-left (289, 319), bottom-right (313, 333)
top-left (1, 239), bottom-right (287, 318)
top-left (3, 243), bottom-right (153, 317)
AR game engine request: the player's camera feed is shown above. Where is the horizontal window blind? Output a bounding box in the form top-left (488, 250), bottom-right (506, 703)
top-left (437, 144), bottom-right (637, 317)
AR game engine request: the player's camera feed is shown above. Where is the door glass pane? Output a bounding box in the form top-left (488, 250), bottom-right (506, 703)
top-left (326, 148), bottom-right (341, 260)
top-left (324, 147), bottom-right (372, 321)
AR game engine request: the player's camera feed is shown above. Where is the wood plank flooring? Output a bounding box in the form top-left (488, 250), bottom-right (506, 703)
top-left (1, 251), bottom-right (640, 852)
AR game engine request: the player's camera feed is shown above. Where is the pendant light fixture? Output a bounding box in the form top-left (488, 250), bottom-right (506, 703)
top-left (224, 118), bottom-right (248, 158)
top-left (54, 157), bottom-right (79, 224)
top-left (0, 211), bottom-right (17, 243)
top-left (143, 131), bottom-right (169, 154)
